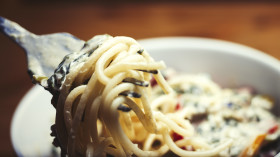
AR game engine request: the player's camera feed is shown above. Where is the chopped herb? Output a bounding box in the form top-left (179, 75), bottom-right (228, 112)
top-left (189, 85), bottom-right (202, 94)
top-left (120, 91), bottom-right (141, 98)
top-left (224, 117), bottom-right (238, 126)
top-left (190, 113), bottom-right (207, 124)
top-left (256, 116), bottom-right (261, 122)
top-left (211, 138), bottom-right (220, 143)
top-left (210, 125), bottom-right (222, 131)
top-left (117, 104), bottom-right (131, 112)
top-left (81, 42), bottom-right (89, 50)
top-left (226, 102), bottom-right (241, 110)
top-left (122, 78), bottom-right (149, 87)
top-left (174, 86), bottom-right (185, 94)
top-left (137, 49), bottom-right (144, 55)
top-left (137, 69), bottom-right (158, 74)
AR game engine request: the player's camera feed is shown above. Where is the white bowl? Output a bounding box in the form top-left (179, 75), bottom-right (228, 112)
top-left (140, 37), bottom-right (280, 116)
top-left (11, 37), bottom-right (280, 156)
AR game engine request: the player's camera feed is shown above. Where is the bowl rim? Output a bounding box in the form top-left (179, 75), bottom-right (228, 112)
top-left (138, 36), bottom-right (280, 73)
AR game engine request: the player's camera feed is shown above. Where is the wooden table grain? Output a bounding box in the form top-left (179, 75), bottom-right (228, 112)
top-left (0, 1), bottom-right (280, 156)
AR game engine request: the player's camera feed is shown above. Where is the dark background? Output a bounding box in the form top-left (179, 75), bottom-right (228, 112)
top-left (1, 0), bottom-right (280, 156)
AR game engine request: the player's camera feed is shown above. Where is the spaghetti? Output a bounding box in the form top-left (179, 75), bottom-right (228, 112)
top-left (44, 35), bottom-right (279, 157)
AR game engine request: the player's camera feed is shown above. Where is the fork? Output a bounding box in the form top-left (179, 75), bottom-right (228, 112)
top-left (0, 16), bottom-right (113, 94)
top-left (0, 16), bottom-right (85, 80)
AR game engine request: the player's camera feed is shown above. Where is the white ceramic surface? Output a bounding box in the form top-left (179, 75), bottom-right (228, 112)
top-left (11, 37), bottom-right (280, 156)
top-left (11, 85), bottom-right (56, 157)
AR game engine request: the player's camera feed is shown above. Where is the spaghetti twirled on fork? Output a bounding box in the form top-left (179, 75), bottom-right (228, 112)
top-left (49, 35), bottom-right (232, 157)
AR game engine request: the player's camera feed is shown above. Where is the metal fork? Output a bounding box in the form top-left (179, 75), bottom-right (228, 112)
top-left (0, 16), bottom-right (112, 94)
top-left (0, 16), bottom-right (85, 79)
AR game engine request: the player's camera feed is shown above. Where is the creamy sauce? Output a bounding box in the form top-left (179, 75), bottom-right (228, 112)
top-left (1, 17), bottom-right (84, 84)
top-left (153, 69), bottom-right (280, 156)
top-left (45, 35), bottom-right (112, 95)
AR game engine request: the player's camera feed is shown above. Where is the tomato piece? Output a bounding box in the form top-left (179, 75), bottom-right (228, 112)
top-left (175, 103), bottom-right (182, 111)
top-left (150, 77), bottom-right (157, 87)
top-left (172, 132), bottom-right (183, 141)
top-left (268, 125), bottom-right (278, 134)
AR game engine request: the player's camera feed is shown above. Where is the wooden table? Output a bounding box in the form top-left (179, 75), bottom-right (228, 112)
top-left (0, 1), bottom-right (280, 156)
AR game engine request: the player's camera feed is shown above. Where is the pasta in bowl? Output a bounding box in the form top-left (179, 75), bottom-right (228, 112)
top-left (11, 36), bottom-right (280, 157)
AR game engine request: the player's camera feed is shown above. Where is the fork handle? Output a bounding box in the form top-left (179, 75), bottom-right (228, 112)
top-left (0, 16), bottom-right (32, 44)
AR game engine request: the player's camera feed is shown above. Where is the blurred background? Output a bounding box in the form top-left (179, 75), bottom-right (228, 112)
top-left (0, 0), bottom-right (280, 156)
